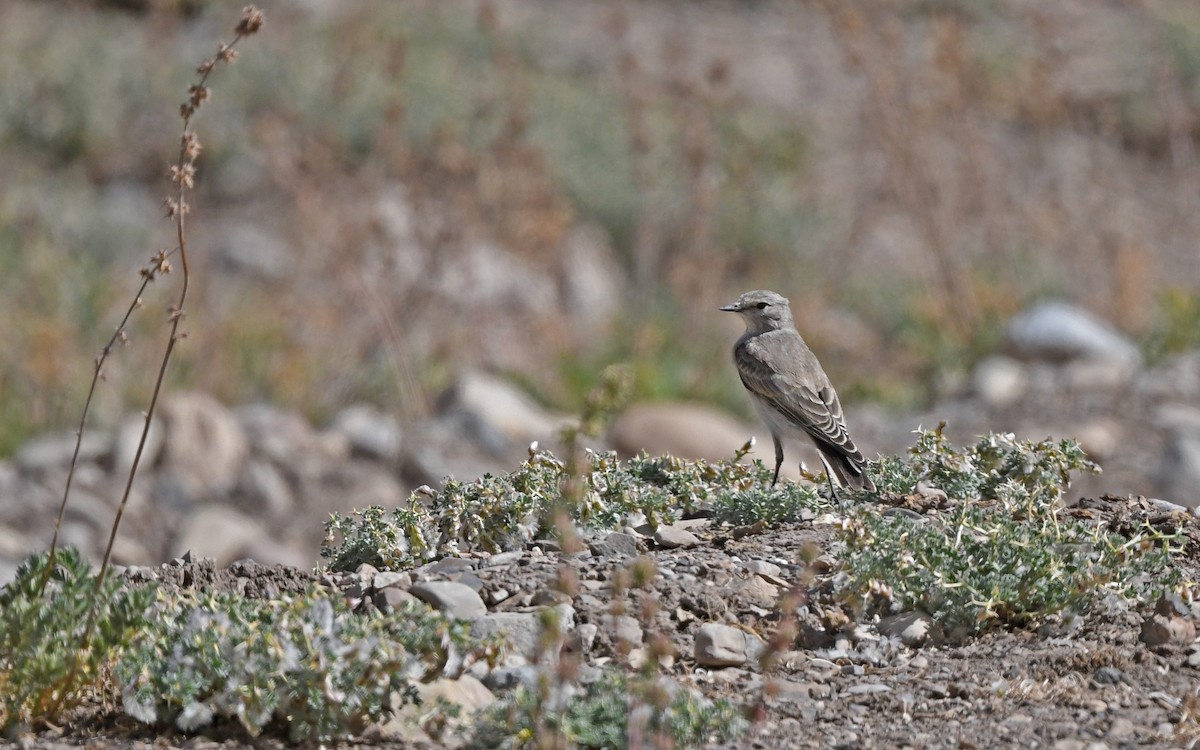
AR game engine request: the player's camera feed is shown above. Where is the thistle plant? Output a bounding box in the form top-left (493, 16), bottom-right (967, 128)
top-left (839, 428), bottom-right (1177, 637)
top-left (116, 588), bottom-right (486, 743)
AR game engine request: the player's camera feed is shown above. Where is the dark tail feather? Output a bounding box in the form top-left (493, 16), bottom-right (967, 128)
top-left (817, 446), bottom-right (875, 493)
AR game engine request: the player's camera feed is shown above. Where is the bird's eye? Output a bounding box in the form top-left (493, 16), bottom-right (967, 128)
top-left (755, 302), bottom-right (768, 310)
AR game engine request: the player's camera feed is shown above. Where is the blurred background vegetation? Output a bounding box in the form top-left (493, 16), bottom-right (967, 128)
top-left (3, 0), bottom-right (1200, 456)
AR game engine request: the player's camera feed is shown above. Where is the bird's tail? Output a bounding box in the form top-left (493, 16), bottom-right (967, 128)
top-left (818, 446), bottom-right (875, 493)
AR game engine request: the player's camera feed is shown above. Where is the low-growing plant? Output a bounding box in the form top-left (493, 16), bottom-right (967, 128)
top-left (116, 588), bottom-right (489, 743)
top-left (321, 440), bottom-right (815, 572)
top-left (0, 548), bottom-right (155, 732)
top-left (839, 427), bottom-right (1177, 637)
top-left (467, 669), bottom-right (746, 750)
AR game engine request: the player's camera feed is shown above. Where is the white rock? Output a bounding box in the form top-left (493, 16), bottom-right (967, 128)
top-left (878, 611), bottom-right (934, 648)
top-left (972, 356), bottom-right (1027, 408)
top-left (1005, 301), bottom-right (1140, 368)
top-left (694, 623), bottom-right (764, 668)
top-left (160, 392), bottom-right (248, 496)
top-left (653, 525), bottom-right (700, 549)
top-left (410, 581), bottom-right (487, 620)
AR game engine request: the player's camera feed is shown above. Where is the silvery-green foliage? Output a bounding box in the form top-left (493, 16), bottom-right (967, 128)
top-left (116, 589), bottom-right (485, 742)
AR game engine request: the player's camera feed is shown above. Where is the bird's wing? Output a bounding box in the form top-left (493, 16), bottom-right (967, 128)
top-left (735, 334), bottom-right (863, 460)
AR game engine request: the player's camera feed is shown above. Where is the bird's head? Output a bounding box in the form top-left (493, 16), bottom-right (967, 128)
top-left (720, 289), bottom-right (794, 333)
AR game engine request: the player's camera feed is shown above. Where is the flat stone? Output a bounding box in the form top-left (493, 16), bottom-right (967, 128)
top-left (744, 560), bottom-right (782, 577)
top-left (737, 575), bottom-right (781, 608)
top-left (654, 526), bottom-right (700, 549)
top-left (470, 607), bottom-right (576, 662)
top-left (590, 531), bottom-right (641, 559)
top-left (602, 615), bottom-right (643, 648)
top-left (374, 587), bottom-right (421, 613)
top-left (694, 623), bottom-right (764, 668)
top-left (373, 571), bottom-right (412, 590)
top-left (878, 611), bottom-right (934, 647)
top-left (409, 581), bottom-right (487, 620)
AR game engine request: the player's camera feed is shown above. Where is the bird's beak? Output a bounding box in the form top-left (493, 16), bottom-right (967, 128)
top-left (720, 303), bottom-right (740, 312)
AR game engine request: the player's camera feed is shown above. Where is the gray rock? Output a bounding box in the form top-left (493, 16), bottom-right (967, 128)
top-left (608, 403), bottom-right (764, 465)
top-left (973, 356), bottom-right (1028, 407)
top-left (744, 560), bottom-right (782, 577)
top-left (654, 525), bottom-right (700, 549)
top-left (113, 412), bottom-right (164, 480)
top-left (590, 531), bottom-right (641, 559)
top-left (235, 459), bottom-right (294, 519)
top-left (1005, 301), bottom-right (1140, 369)
top-left (374, 587), bottom-right (420, 613)
top-left (15, 430), bottom-right (109, 474)
top-left (470, 611), bottom-right (544, 662)
top-left (160, 392), bottom-right (249, 495)
top-left (410, 581), bottom-right (487, 620)
top-left (566, 623), bottom-right (599, 655)
top-left (438, 371), bottom-right (572, 453)
top-left (373, 571), bottom-right (412, 590)
top-left (603, 615), bottom-right (644, 648)
top-left (173, 506), bottom-right (267, 565)
top-left (1157, 405), bottom-right (1200, 508)
top-left (694, 623), bottom-right (764, 668)
top-left (331, 404), bottom-right (401, 461)
top-left (878, 611), bottom-right (934, 647)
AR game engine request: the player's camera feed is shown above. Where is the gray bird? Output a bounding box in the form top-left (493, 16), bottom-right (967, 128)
top-left (721, 289), bottom-right (875, 494)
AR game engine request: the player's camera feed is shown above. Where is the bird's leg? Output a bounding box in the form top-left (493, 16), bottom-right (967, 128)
top-left (817, 455), bottom-right (841, 504)
top-left (771, 434), bottom-right (784, 486)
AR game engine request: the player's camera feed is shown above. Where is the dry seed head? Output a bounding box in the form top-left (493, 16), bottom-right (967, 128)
top-left (182, 131), bottom-right (203, 161)
top-left (169, 164), bottom-right (195, 189)
top-left (236, 6), bottom-right (265, 36)
top-left (188, 85), bottom-right (210, 109)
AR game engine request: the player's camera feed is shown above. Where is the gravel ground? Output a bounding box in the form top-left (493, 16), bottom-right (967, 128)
top-left (6, 494), bottom-right (1200, 750)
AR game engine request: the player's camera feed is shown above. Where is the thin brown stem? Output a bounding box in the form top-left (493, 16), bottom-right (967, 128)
top-left (44, 6), bottom-right (263, 718)
top-left (37, 250), bottom-right (176, 598)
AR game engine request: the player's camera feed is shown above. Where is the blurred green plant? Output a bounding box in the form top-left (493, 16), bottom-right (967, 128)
top-left (116, 588), bottom-right (488, 743)
top-left (467, 669), bottom-right (747, 750)
top-left (1144, 286), bottom-right (1200, 363)
top-left (0, 548), bottom-right (155, 733)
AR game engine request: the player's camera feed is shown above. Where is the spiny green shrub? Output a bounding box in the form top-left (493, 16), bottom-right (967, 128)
top-left (839, 427), bottom-right (1177, 636)
top-left (0, 548), bottom-right (155, 732)
top-left (321, 441), bottom-right (830, 572)
top-left (467, 669), bottom-right (747, 750)
top-left (116, 589), bottom-right (491, 743)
